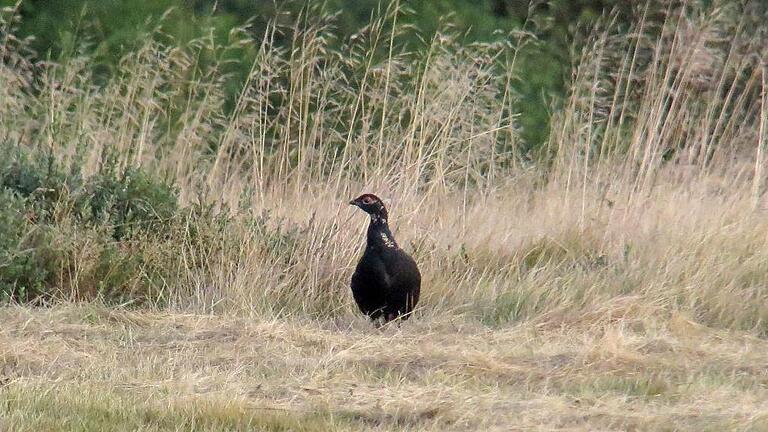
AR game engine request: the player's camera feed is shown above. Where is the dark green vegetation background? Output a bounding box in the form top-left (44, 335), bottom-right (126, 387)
top-left (1, 0), bottom-right (623, 149)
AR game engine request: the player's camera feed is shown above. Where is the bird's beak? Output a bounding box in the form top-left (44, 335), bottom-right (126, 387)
top-left (349, 199), bottom-right (357, 206)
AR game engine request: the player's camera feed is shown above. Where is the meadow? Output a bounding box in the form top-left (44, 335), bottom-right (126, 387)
top-left (1, 2), bottom-right (768, 430)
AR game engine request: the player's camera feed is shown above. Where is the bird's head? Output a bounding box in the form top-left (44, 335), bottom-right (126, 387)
top-left (349, 193), bottom-right (387, 218)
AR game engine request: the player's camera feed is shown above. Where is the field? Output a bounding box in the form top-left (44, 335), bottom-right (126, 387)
top-left (2, 303), bottom-right (768, 431)
top-left (1, 2), bottom-right (768, 430)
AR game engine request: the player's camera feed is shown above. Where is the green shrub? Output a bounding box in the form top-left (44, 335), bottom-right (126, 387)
top-left (0, 152), bottom-right (81, 223)
top-left (0, 151), bottom-right (180, 304)
top-left (0, 190), bottom-right (55, 301)
top-left (81, 168), bottom-right (178, 240)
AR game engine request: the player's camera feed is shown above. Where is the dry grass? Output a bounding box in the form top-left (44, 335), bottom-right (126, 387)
top-left (1, 1), bottom-right (768, 429)
top-left (2, 304), bottom-right (768, 431)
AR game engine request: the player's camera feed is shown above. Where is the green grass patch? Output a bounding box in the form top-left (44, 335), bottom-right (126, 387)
top-left (569, 375), bottom-right (670, 401)
top-left (0, 385), bottom-right (345, 432)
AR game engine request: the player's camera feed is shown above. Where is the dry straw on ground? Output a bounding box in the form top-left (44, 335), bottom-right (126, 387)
top-left (2, 305), bottom-right (768, 431)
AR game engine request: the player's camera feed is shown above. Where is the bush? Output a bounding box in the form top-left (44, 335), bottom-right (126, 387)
top-left (0, 190), bottom-right (55, 301)
top-left (82, 168), bottom-right (178, 240)
top-left (0, 151), bottom-right (180, 304)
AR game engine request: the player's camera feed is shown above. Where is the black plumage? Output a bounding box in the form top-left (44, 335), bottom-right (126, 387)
top-left (349, 194), bottom-right (421, 324)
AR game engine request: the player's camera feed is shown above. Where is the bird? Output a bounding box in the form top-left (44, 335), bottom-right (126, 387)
top-left (349, 193), bottom-right (421, 325)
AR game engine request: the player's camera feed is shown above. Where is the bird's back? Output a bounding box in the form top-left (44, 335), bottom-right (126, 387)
top-left (381, 247), bottom-right (420, 319)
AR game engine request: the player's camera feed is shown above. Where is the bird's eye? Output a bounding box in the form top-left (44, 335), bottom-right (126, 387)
top-left (362, 196), bottom-right (373, 204)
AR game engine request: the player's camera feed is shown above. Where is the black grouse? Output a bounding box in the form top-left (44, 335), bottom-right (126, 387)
top-left (349, 193), bottom-right (421, 324)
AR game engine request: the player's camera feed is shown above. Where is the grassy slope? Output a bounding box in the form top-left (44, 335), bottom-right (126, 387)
top-left (1, 304), bottom-right (768, 431)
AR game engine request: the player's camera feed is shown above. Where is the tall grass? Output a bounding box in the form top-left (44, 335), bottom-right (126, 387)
top-left (1, 1), bottom-right (767, 333)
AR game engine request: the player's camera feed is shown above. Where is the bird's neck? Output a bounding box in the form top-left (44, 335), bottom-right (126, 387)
top-left (367, 213), bottom-right (398, 249)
